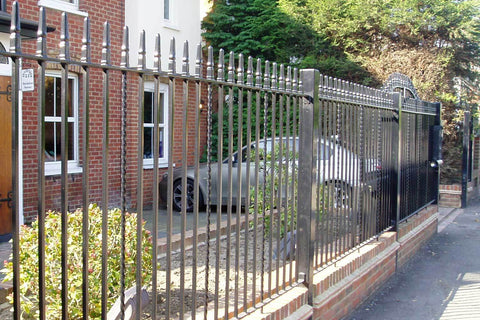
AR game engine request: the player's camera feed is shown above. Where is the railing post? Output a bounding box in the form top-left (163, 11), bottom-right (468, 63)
top-left (433, 102), bottom-right (442, 204)
top-left (392, 92), bottom-right (402, 234)
top-left (461, 111), bottom-right (470, 208)
top-left (298, 69), bottom-right (319, 304)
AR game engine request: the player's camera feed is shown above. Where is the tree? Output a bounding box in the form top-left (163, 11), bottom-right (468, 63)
top-left (203, 0), bottom-right (480, 183)
top-left (288, 0), bottom-right (480, 183)
top-left (202, 0), bottom-right (375, 84)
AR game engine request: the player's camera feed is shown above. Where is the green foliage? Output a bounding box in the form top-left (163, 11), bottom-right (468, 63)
top-left (202, 0), bottom-right (374, 83)
top-left (1, 204), bottom-right (153, 319)
top-left (249, 143), bottom-right (299, 238)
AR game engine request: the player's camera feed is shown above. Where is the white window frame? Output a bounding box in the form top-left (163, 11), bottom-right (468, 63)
top-left (44, 71), bottom-right (81, 176)
top-left (38, 0), bottom-right (88, 16)
top-left (143, 82), bottom-right (169, 169)
top-left (163, 0), bottom-right (179, 30)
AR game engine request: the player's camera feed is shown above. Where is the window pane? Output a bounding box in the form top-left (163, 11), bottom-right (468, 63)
top-left (159, 128), bottom-right (164, 158)
top-left (164, 0), bottom-right (169, 19)
top-left (55, 77), bottom-right (61, 116)
top-left (144, 127), bottom-right (153, 159)
top-left (45, 77), bottom-right (55, 117)
top-left (144, 91), bottom-right (153, 124)
top-left (45, 122), bottom-right (57, 162)
top-left (68, 78), bottom-right (74, 117)
top-left (159, 93), bottom-right (165, 124)
top-left (45, 74), bottom-right (77, 165)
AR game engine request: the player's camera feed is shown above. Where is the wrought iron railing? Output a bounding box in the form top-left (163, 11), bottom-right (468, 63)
top-left (1, 2), bottom-right (440, 319)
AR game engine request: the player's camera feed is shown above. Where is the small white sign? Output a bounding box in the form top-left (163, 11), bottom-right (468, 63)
top-left (21, 69), bottom-right (34, 92)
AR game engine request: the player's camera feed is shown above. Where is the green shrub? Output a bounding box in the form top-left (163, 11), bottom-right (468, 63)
top-left (1, 204), bottom-right (153, 319)
top-left (249, 143), bottom-right (298, 238)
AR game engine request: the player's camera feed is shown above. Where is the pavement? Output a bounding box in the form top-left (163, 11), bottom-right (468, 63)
top-left (346, 202), bottom-right (480, 320)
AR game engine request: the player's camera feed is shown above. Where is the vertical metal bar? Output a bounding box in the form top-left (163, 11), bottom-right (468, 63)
top-left (224, 51), bottom-right (234, 319)
top-left (166, 36), bottom-right (176, 319)
top-left (36, 8), bottom-right (47, 320)
top-left (179, 40), bottom-right (189, 320)
top-left (204, 46), bottom-right (214, 320)
top-left (320, 75), bottom-right (329, 266)
top-left (393, 93), bottom-right (402, 235)
top-left (252, 58), bottom-right (262, 307)
top-left (297, 69), bottom-right (319, 305)
top-left (100, 21), bottom-right (111, 320)
top-left (151, 32), bottom-right (161, 320)
top-left (268, 62), bottom-right (277, 297)
top-left (9, 3), bottom-right (21, 319)
top-left (292, 69), bottom-right (299, 274)
top-left (278, 64), bottom-right (286, 289)
top-left (314, 76), bottom-right (322, 268)
top-left (135, 29), bottom-right (146, 320)
top-left (261, 60), bottom-right (270, 302)
top-left (234, 53), bottom-right (243, 318)
top-left (285, 66), bottom-right (294, 281)
top-left (214, 49), bottom-right (224, 320)
top-left (59, 13), bottom-right (70, 320)
top-left (462, 111), bottom-right (470, 208)
top-left (244, 55), bottom-right (253, 313)
top-left (434, 102), bottom-right (442, 203)
top-left (81, 16), bottom-right (92, 320)
top-left (192, 42), bottom-right (202, 320)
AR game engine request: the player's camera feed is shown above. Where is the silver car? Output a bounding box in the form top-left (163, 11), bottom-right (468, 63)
top-left (159, 137), bottom-right (379, 212)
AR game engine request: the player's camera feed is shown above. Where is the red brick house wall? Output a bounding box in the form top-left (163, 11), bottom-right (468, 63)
top-left (5, 0), bottom-right (208, 222)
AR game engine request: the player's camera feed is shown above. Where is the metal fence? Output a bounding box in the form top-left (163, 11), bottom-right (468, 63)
top-left (296, 71), bottom-right (441, 296)
top-left (2, 3), bottom-right (440, 320)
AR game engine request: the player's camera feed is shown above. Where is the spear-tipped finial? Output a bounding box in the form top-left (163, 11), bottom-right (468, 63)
top-left (10, 1), bottom-right (21, 54)
top-left (263, 61), bottom-right (271, 89)
top-left (168, 37), bottom-right (176, 74)
top-left (182, 40), bottom-right (189, 76)
top-left (59, 12), bottom-right (70, 61)
top-left (255, 58), bottom-right (262, 88)
top-left (194, 43), bottom-right (202, 78)
top-left (227, 51), bottom-right (235, 83)
top-left (237, 54), bottom-right (244, 84)
top-left (137, 29), bottom-right (146, 70)
top-left (36, 7), bottom-right (47, 57)
top-left (217, 49), bottom-right (224, 82)
top-left (81, 17), bottom-right (92, 63)
top-left (207, 46), bottom-right (214, 80)
top-left (120, 26), bottom-right (129, 68)
top-left (153, 33), bottom-right (161, 72)
top-left (246, 56), bottom-right (253, 86)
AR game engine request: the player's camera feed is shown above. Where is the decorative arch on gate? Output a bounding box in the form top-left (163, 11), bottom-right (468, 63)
top-left (382, 72), bottom-right (420, 99)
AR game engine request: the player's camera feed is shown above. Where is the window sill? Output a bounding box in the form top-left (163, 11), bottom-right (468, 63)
top-left (45, 165), bottom-right (83, 176)
top-left (143, 162), bottom-right (169, 170)
top-left (38, 0), bottom-right (88, 17)
top-left (163, 21), bottom-right (180, 31)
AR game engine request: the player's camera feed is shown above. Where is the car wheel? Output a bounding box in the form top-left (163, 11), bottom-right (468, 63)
top-left (172, 179), bottom-right (204, 212)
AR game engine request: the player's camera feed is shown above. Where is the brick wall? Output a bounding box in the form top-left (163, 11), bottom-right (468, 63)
top-left (438, 184), bottom-right (462, 208)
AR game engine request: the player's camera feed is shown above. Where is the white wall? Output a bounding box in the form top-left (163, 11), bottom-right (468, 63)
top-left (125, 0), bottom-right (211, 72)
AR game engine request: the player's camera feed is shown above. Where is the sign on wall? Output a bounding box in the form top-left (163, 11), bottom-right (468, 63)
top-left (21, 69), bottom-right (34, 92)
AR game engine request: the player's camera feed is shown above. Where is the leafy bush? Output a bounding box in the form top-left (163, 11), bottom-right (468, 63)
top-left (249, 142), bottom-right (327, 238)
top-left (249, 142), bottom-right (298, 238)
top-left (1, 204), bottom-right (153, 319)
